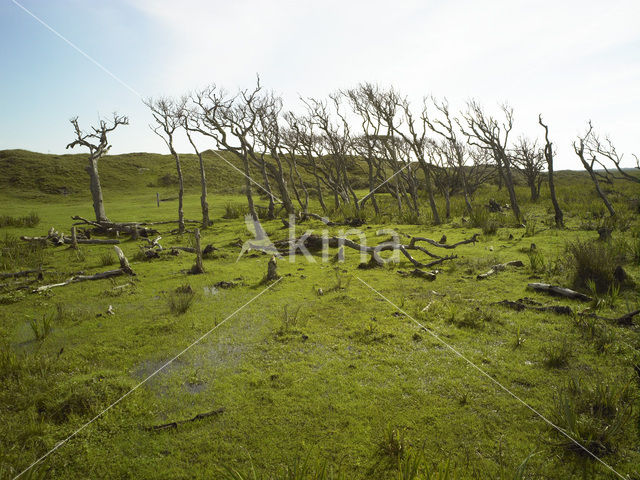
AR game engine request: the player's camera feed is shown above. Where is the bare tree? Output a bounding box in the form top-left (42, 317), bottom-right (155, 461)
top-left (512, 137), bottom-right (545, 201)
top-left (538, 115), bottom-right (563, 227)
top-left (574, 122), bottom-right (616, 217)
top-left (66, 113), bottom-right (129, 223)
top-left (145, 97), bottom-right (187, 233)
top-left (459, 101), bottom-right (522, 223)
top-left (423, 97), bottom-right (473, 214)
top-left (181, 106), bottom-right (212, 228)
top-left (587, 133), bottom-right (640, 185)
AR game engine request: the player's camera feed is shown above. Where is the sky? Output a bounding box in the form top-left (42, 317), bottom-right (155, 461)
top-left (1, 0), bottom-right (639, 169)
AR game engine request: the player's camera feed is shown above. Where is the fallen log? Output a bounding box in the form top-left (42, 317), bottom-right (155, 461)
top-left (300, 212), bottom-right (364, 227)
top-left (71, 216), bottom-right (158, 237)
top-left (493, 298), bottom-right (573, 315)
top-left (33, 246), bottom-right (134, 292)
top-left (477, 260), bottom-right (524, 280)
top-left (397, 268), bottom-right (440, 281)
top-left (408, 233), bottom-right (479, 250)
top-left (527, 283), bottom-right (592, 301)
top-left (0, 269), bottom-right (43, 279)
top-left (143, 407), bottom-right (225, 432)
top-left (579, 309), bottom-right (640, 327)
top-left (21, 230), bottom-right (120, 246)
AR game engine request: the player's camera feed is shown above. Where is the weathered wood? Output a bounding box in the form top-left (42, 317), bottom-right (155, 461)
top-left (190, 228), bottom-right (205, 274)
top-left (527, 283), bottom-right (592, 301)
top-left (397, 269), bottom-right (440, 281)
top-left (266, 255), bottom-right (279, 281)
top-left (71, 226), bottom-right (78, 250)
top-left (21, 230), bottom-right (120, 245)
top-left (493, 299), bottom-right (573, 315)
top-left (143, 407), bottom-right (224, 432)
top-left (34, 246), bottom-right (134, 292)
top-left (408, 233), bottom-right (479, 250)
top-left (477, 260), bottom-right (524, 280)
top-left (0, 269), bottom-right (42, 279)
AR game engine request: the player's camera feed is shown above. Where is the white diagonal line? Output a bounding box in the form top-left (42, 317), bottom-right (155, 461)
top-left (11, 0), bottom-right (141, 98)
top-left (355, 275), bottom-right (627, 480)
top-left (11, 0), bottom-right (279, 205)
top-left (12, 278), bottom-right (282, 480)
top-left (358, 162), bottom-right (413, 205)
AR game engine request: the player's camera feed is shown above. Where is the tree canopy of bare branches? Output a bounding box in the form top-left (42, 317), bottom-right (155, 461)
top-left (66, 113), bottom-right (129, 223)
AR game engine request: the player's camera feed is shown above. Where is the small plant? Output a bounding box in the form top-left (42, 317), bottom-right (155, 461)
top-left (0, 211), bottom-right (40, 228)
top-left (523, 217), bottom-right (537, 237)
top-left (29, 315), bottom-right (52, 341)
top-left (551, 376), bottom-right (633, 455)
top-left (513, 325), bottom-right (525, 348)
top-left (542, 337), bottom-right (572, 368)
top-left (527, 250), bottom-right (545, 274)
top-left (99, 251), bottom-right (116, 267)
top-left (276, 304), bottom-right (303, 336)
top-left (223, 203), bottom-right (246, 219)
top-left (376, 425), bottom-right (407, 467)
top-left (327, 268), bottom-right (352, 293)
top-left (167, 284), bottom-right (196, 314)
top-left (567, 239), bottom-right (626, 294)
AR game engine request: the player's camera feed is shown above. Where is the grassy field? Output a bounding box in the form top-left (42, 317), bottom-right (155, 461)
top-left (1, 150), bottom-right (639, 479)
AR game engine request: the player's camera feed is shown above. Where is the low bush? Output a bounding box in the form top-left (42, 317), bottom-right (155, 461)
top-left (167, 284), bottom-right (196, 314)
top-left (0, 212), bottom-right (40, 228)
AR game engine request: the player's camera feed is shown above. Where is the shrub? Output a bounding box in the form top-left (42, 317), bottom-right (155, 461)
top-left (275, 305), bottom-right (303, 336)
top-left (528, 250), bottom-right (546, 274)
top-left (542, 337), bottom-right (572, 368)
top-left (223, 203), bottom-right (246, 219)
top-left (29, 316), bottom-right (52, 342)
top-left (566, 239), bottom-right (626, 294)
top-left (0, 212), bottom-right (40, 228)
top-left (99, 251), bottom-right (116, 267)
top-left (0, 234), bottom-right (45, 271)
top-left (551, 376), bottom-right (633, 455)
top-left (167, 285), bottom-right (196, 314)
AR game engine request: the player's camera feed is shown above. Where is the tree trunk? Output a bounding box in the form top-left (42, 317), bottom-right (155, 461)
top-left (419, 162), bottom-right (441, 224)
top-left (242, 155), bottom-right (258, 221)
top-left (586, 167), bottom-right (616, 217)
top-left (197, 151), bottom-right (210, 227)
top-left (548, 160), bottom-right (564, 228)
top-left (501, 158), bottom-right (521, 222)
top-left (169, 147), bottom-right (185, 234)
top-left (86, 157), bottom-right (109, 223)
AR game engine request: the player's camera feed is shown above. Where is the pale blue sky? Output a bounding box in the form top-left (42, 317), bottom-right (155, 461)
top-left (1, 0), bottom-right (639, 169)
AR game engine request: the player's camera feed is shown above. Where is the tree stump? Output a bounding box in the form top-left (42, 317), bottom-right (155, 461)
top-left (71, 226), bottom-right (78, 250)
top-left (191, 228), bottom-right (205, 274)
top-left (266, 255), bottom-right (279, 281)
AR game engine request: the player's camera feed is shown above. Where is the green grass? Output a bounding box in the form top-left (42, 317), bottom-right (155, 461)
top-left (0, 150), bottom-right (639, 479)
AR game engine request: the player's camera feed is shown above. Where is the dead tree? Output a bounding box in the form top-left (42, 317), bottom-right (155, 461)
top-left (146, 97), bottom-right (187, 233)
top-left (538, 115), bottom-right (563, 227)
top-left (181, 108), bottom-right (212, 228)
top-left (66, 114), bottom-right (129, 223)
top-left (460, 102), bottom-right (522, 223)
top-left (587, 132), bottom-right (640, 185)
top-left (574, 122), bottom-right (616, 217)
top-left (512, 137), bottom-right (544, 201)
top-left (423, 97), bottom-right (473, 214)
